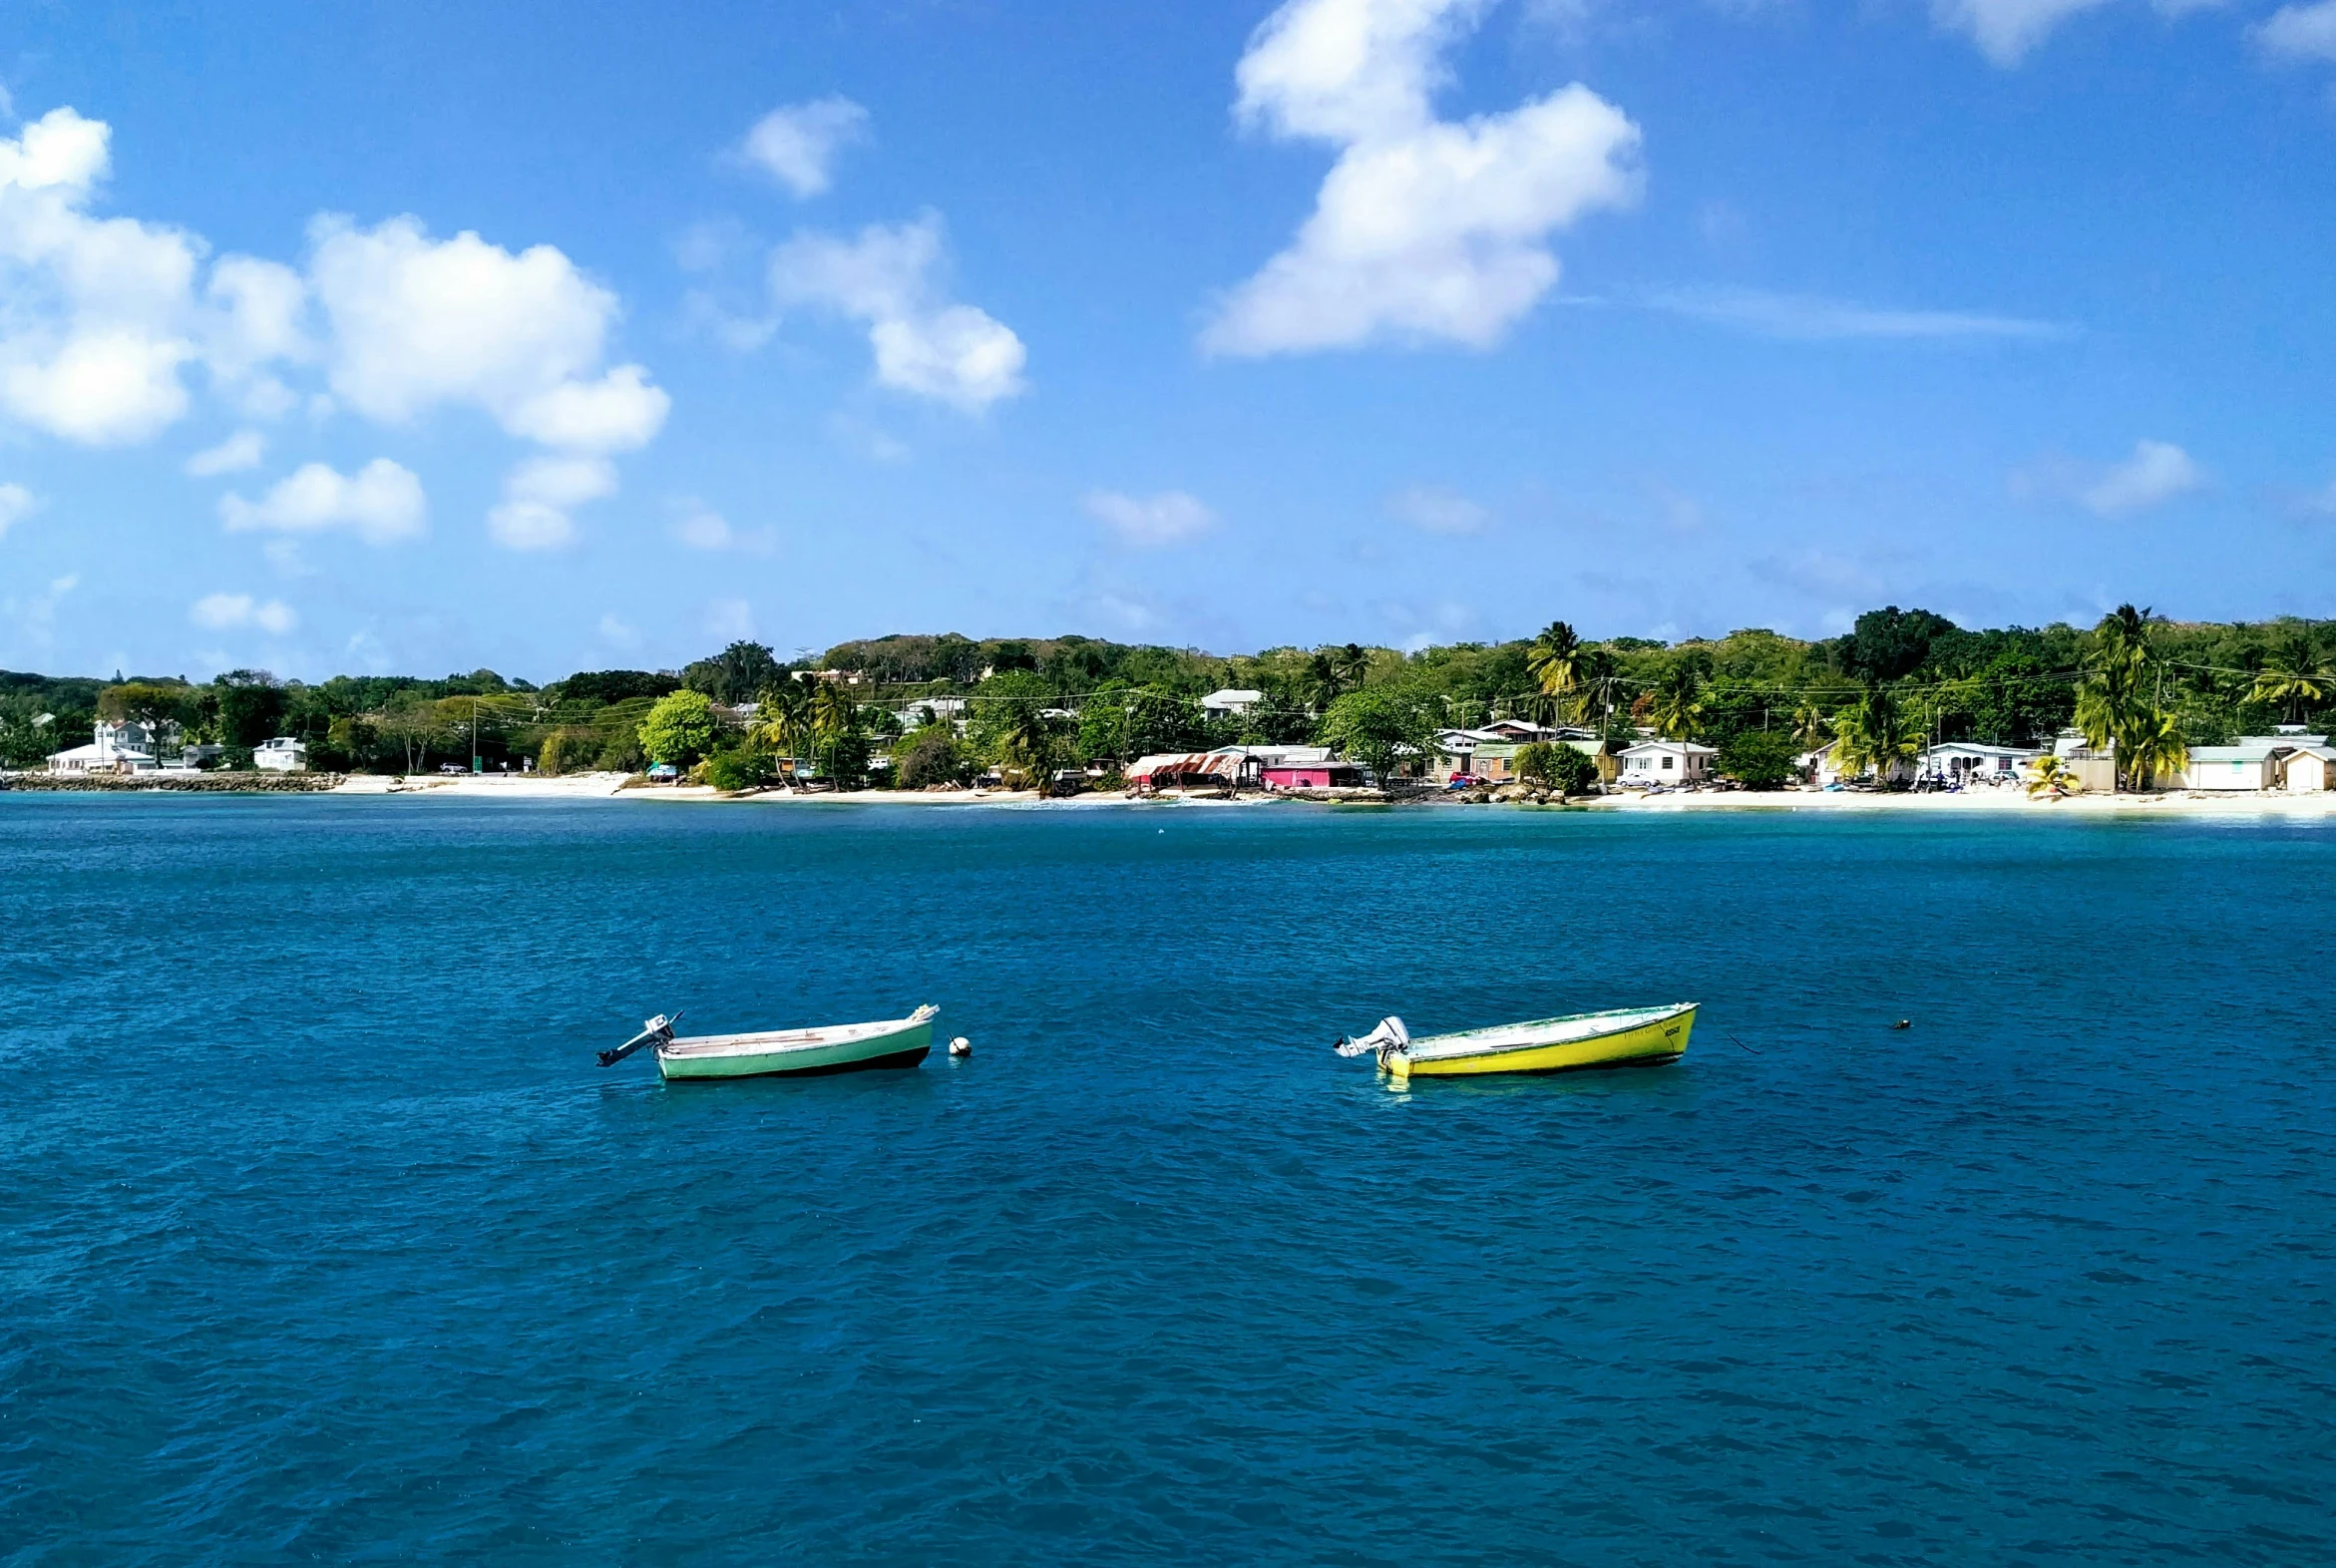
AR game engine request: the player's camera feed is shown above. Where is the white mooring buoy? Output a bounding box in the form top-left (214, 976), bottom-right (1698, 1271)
top-left (949, 1036), bottom-right (973, 1057)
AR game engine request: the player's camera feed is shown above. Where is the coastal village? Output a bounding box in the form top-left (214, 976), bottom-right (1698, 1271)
top-left (12, 637), bottom-right (2332, 803)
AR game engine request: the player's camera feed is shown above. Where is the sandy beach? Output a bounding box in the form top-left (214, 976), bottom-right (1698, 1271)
top-left (323, 771), bottom-right (2336, 818)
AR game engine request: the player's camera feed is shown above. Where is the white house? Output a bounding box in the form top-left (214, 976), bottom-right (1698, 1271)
top-left (1619, 739), bottom-right (1717, 787)
top-left (47, 718), bottom-right (169, 775)
top-left (1201, 688), bottom-right (1263, 717)
top-left (1922, 742), bottom-right (2042, 786)
top-left (253, 736), bottom-right (309, 772)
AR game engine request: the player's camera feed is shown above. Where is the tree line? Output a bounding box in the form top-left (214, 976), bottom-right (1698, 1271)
top-left (2, 606), bottom-right (2326, 786)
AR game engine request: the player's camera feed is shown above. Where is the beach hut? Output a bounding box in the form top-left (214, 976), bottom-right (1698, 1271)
top-left (2180, 742), bottom-right (2279, 791)
top-left (2280, 745), bottom-right (2332, 793)
top-left (1125, 752), bottom-right (1246, 792)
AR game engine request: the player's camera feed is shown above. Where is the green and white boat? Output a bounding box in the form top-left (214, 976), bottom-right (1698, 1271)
top-left (599, 1004), bottom-right (938, 1080)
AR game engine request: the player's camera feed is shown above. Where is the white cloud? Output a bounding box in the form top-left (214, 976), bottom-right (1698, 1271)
top-left (1, 330), bottom-right (194, 445)
top-left (487, 454), bottom-right (616, 552)
top-left (1083, 489), bottom-right (1217, 548)
top-left (308, 214), bottom-right (669, 452)
top-left (0, 110), bottom-right (204, 444)
top-left (186, 428), bottom-right (265, 476)
top-left (2256, 1), bottom-right (2336, 59)
top-left (597, 612), bottom-right (641, 648)
top-left (1642, 285), bottom-right (2070, 341)
top-left (769, 213), bottom-right (1026, 410)
top-left (706, 597), bottom-right (754, 640)
top-left (2082, 439), bottom-right (2202, 516)
top-left (1203, 0), bottom-right (1642, 356)
top-left (0, 102), bottom-right (672, 538)
top-left (220, 458), bottom-right (427, 545)
top-left (2, 572), bottom-right (77, 647)
top-left (0, 482), bottom-right (35, 538)
top-left (190, 591), bottom-right (296, 634)
top-left (1931, 0), bottom-right (2115, 65)
top-left (1387, 484), bottom-right (1486, 534)
top-left (673, 506), bottom-right (735, 550)
top-left (739, 97), bottom-right (871, 198)
top-left (1933, 0), bottom-right (2233, 66)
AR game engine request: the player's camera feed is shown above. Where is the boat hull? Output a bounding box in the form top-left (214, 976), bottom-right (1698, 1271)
top-left (656, 1019), bottom-right (934, 1081)
top-left (1388, 1004), bottom-right (1695, 1080)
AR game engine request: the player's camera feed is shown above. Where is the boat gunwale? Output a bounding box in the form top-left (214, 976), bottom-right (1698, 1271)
top-left (657, 1015), bottom-right (930, 1060)
top-left (1405, 1001), bottom-right (1697, 1060)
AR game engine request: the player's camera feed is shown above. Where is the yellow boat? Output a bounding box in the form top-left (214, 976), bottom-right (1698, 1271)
top-left (1336, 1002), bottom-right (1697, 1081)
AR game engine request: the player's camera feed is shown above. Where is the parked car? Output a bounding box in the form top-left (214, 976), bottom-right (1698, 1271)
top-left (645, 763), bottom-right (680, 782)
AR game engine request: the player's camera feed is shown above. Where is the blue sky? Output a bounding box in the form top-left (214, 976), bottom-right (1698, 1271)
top-left (1, 0), bottom-right (2334, 682)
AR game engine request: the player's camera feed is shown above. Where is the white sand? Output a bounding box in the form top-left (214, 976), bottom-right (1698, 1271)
top-left (1599, 785), bottom-right (2336, 817)
top-left (326, 771), bottom-right (2336, 818)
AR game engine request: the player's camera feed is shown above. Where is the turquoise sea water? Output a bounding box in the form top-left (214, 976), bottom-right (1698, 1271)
top-left (3, 796), bottom-right (2333, 1564)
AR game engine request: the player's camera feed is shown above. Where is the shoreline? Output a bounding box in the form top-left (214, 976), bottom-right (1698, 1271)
top-left (5, 769), bottom-right (2330, 818)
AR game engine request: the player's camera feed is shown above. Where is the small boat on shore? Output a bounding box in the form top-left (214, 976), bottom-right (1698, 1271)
top-left (599, 1004), bottom-right (938, 1080)
top-left (1336, 1002), bottom-right (1696, 1081)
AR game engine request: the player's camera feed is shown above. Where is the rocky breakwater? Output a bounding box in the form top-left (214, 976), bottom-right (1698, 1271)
top-left (0, 771), bottom-right (345, 793)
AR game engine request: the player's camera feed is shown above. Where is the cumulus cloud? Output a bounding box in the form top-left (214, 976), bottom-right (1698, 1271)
top-left (1387, 484), bottom-right (1486, 534)
top-left (186, 429), bottom-right (265, 476)
top-left (190, 591), bottom-right (297, 635)
top-left (1084, 489), bottom-right (1217, 548)
top-left (0, 104), bottom-right (672, 533)
top-left (486, 454), bottom-right (615, 552)
top-left (0, 110), bottom-right (202, 444)
top-left (739, 97), bottom-right (871, 197)
top-left (769, 213), bottom-right (1026, 410)
top-left (220, 459), bottom-right (427, 545)
top-left (2255, 1), bottom-right (2336, 59)
top-left (2082, 439), bottom-right (2202, 516)
top-left (308, 215), bottom-right (669, 452)
top-left (1203, 0), bottom-right (1642, 356)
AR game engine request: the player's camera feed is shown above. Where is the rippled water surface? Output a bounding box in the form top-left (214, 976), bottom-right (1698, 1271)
top-left (4, 796), bottom-right (2333, 1564)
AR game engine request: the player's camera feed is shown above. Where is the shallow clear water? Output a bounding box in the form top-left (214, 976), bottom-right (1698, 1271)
top-left (4, 797), bottom-right (2333, 1564)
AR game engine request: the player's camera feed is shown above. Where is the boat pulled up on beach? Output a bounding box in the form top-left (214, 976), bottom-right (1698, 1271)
top-left (598, 1004), bottom-right (938, 1080)
top-left (1336, 1002), bottom-right (1696, 1081)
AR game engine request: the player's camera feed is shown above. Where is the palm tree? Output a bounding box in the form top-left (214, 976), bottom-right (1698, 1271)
top-left (1789, 703), bottom-right (1830, 755)
top-left (2026, 753), bottom-right (2080, 798)
top-left (2074, 603), bottom-right (2179, 791)
top-left (1304, 649), bottom-right (1345, 713)
top-left (1571, 646), bottom-right (1620, 729)
top-left (2248, 639), bottom-right (2332, 723)
top-left (1333, 642), bottom-right (1370, 693)
top-left (2123, 706), bottom-right (2189, 792)
top-left (748, 678), bottom-right (812, 772)
top-left (1648, 661), bottom-right (1705, 740)
top-left (1524, 621), bottom-right (1582, 711)
top-left (1829, 682), bottom-right (1919, 784)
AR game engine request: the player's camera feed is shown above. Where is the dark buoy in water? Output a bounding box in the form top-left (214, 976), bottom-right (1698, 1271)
top-left (949, 1035), bottom-right (972, 1057)
top-left (1891, 1019), bottom-right (1912, 1029)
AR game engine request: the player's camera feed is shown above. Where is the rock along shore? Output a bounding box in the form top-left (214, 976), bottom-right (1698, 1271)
top-left (0, 772), bottom-right (345, 793)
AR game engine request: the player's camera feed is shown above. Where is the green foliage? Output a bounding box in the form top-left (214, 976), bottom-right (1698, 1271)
top-left (1718, 729), bottom-right (1799, 789)
top-left (637, 690), bottom-right (718, 766)
top-left (537, 726), bottom-right (595, 776)
top-left (1316, 687), bottom-right (1432, 783)
top-left (682, 641), bottom-right (781, 705)
top-left (552, 669), bottom-right (680, 706)
top-left (702, 748), bottom-right (775, 792)
top-left (1514, 741), bottom-right (1599, 794)
top-left (1839, 606), bottom-right (1959, 682)
top-left (896, 725), bottom-right (973, 788)
top-left (1830, 682), bottom-right (1921, 783)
